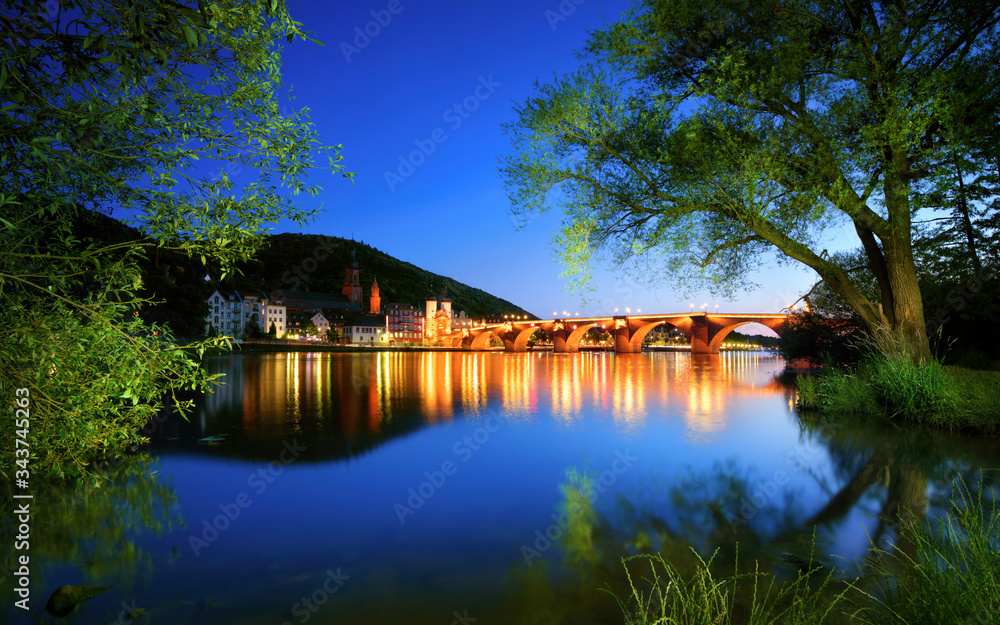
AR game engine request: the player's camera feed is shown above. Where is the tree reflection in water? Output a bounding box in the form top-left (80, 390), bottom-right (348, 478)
top-left (502, 414), bottom-right (999, 624)
top-left (0, 456), bottom-right (182, 592)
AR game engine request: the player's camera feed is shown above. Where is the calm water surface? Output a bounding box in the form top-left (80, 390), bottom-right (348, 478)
top-left (12, 351), bottom-right (1000, 624)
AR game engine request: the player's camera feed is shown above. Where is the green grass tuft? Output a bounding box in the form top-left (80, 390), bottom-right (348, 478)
top-left (605, 546), bottom-right (851, 625)
top-left (850, 476), bottom-right (1000, 625)
top-left (802, 357), bottom-right (999, 432)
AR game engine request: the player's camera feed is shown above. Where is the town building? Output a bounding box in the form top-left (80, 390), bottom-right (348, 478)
top-left (206, 290), bottom-right (270, 337)
top-left (423, 288), bottom-right (471, 344)
top-left (205, 248), bottom-right (398, 343)
top-left (206, 290), bottom-right (241, 336)
top-left (268, 289), bottom-right (362, 317)
top-left (263, 297), bottom-right (286, 337)
top-left (311, 311), bottom-right (331, 336)
top-left (385, 303), bottom-right (425, 345)
top-left (343, 314), bottom-right (387, 344)
top-left (341, 248), bottom-right (363, 306)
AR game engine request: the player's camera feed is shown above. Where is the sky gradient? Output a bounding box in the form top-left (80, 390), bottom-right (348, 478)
top-left (273, 0), bottom-right (833, 320)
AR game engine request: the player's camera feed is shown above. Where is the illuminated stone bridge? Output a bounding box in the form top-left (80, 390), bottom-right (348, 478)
top-left (442, 312), bottom-right (788, 354)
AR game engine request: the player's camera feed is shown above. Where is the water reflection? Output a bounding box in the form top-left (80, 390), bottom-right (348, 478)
top-left (0, 457), bottom-right (181, 594)
top-left (9, 352), bottom-right (1000, 625)
top-left (181, 351), bottom-right (792, 462)
top-left (498, 416), bottom-right (1000, 624)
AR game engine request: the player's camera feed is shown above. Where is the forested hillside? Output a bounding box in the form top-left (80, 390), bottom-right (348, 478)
top-left (220, 233), bottom-right (533, 319)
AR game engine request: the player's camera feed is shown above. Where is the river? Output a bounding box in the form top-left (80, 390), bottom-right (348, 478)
top-left (9, 351), bottom-right (1000, 624)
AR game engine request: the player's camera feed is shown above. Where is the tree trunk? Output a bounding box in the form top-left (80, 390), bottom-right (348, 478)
top-left (873, 251), bottom-right (933, 363)
top-left (869, 124), bottom-right (933, 364)
top-left (952, 156), bottom-right (982, 273)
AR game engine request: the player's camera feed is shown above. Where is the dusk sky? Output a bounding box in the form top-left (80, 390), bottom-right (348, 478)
top-left (272, 0), bottom-right (832, 320)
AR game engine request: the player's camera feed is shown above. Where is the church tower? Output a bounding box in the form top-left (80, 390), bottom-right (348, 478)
top-left (369, 277), bottom-right (381, 314)
top-left (342, 248), bottom-right (362, 305)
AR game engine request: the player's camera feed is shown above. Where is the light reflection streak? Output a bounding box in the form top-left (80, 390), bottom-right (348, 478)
top-left (202, 351), bottom-right (790, 443)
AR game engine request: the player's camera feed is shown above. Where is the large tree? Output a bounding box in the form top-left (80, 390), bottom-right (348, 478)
top-left (0, 0), bottom-right (350, 478)
top-left (501, 0), bottom-right (1000, 362)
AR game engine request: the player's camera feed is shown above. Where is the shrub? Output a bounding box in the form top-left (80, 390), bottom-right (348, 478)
top-left (779, 312), bottom-right (866, 368)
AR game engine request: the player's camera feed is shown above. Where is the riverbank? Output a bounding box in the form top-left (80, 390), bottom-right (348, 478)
top-left (797, 359), bottom-right (1000, 434)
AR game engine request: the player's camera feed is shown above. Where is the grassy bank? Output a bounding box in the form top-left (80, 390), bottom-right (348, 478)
top-left (796, 358), bottom-right (1000, 433)
top-left (608, 478), bottom-right (999, 624)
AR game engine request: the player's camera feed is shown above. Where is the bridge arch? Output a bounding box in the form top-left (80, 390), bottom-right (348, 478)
top-left (564, 323), bottom-right (601, 352)
top-left (512, 325), bottom-right (543, 352)
top-left (708, 320), bottom-right (784, 353)
top-left (627, 320), bottom-right (687, 352)
top-left (469, 330), bottom-right (498, 351)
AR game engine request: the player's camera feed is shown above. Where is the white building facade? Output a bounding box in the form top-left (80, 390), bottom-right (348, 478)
top-left (342, 314), bottom-right (387, 344)
top-left (206, 290), bottom-right (276, 338)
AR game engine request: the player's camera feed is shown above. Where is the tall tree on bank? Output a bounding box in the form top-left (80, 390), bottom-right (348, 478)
top-left (501, 0), bottom-right (1000, 362)
top-left (0, 0), bottom-right (350, 478)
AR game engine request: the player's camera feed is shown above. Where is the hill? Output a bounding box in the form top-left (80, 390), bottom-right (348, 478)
top-left (221, 233), bottom-right (534, 320)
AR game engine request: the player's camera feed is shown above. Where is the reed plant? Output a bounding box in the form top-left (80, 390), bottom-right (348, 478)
top-left (850, 476), bottom-right (1000, 625)
top-left (605, 547), bottom-right (852, 625)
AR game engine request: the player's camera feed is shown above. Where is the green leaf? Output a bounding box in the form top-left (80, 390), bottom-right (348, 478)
top-left (181, 24), bottom-right (198, 48)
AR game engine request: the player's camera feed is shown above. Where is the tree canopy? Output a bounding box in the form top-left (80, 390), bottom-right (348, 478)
top-left (0, 0), bottom-right (350, 478)
top-left (501, 0), bottom-right (1000, 361)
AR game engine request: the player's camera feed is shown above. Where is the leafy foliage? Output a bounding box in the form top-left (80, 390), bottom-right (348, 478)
top-left (501, 0), bottom-right (1000, 362)
top-left (779, 311), bottom-right (866, 367)
top-left (0, 0), bottom-right (349, 479)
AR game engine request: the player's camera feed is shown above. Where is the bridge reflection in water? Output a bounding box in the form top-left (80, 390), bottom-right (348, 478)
top-left (191, 351), bottom-right (792, 462)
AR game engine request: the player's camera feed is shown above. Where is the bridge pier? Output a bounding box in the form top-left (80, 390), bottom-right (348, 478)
top-left (690, 316), bottom-right (713, 354)
top-left (502, 331), bottom-right (517, 352)
top-left (614, 321), bottom-right (639, 353)
top-left (552, 328), bottom-right (570, 353)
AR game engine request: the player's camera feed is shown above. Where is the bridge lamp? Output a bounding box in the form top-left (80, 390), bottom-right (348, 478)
top-left (614, 307), bottom-right (619, 313)
top-left (637, 308), bottom-right (642, 314)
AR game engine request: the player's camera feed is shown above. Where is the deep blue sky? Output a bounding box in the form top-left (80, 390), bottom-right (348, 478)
top-left (274, 0), bottom-right (826, 318)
